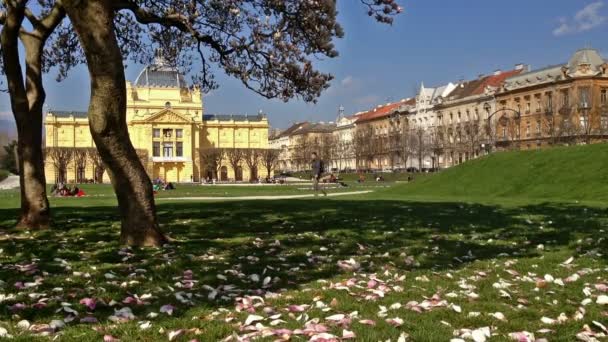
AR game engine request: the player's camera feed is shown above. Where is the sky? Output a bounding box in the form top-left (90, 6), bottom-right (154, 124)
top-left (1, 0), bottom-right (608, 129)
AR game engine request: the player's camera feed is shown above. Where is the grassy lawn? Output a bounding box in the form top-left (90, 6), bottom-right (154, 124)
top-left (0, 147), bottom-right (607, 341)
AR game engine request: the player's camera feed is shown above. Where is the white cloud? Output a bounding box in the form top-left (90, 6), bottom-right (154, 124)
top-left (340, 76), bottom-right (355, 87)
top-left (553, 1), bottom-right (607, 36)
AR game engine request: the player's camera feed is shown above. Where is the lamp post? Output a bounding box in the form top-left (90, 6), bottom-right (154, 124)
top-left (483, 105), bottom-right (522, 152)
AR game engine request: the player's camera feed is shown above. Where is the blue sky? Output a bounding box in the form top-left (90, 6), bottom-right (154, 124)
top-left (1, 0), bottom-right (607, 129)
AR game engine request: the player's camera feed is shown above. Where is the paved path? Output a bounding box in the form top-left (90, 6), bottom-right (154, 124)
top-left (0, 175), bottom-right (20, 190)
top-left (157, 190), bottom-right (373, 201)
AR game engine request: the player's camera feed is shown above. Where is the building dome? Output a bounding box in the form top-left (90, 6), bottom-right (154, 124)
top-left (134, 55), bottom-right (187, 88)
top-left (566, 48), bottom-right (605, 75)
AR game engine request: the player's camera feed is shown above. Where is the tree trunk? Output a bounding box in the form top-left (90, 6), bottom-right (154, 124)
top-left (64, 0), bottom-right (166, 247)
top-left (1, 7), bottom-right (51, 229)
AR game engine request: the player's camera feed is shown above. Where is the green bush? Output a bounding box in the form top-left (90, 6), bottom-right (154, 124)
top-left (0, 169), bottom-right (9, 182)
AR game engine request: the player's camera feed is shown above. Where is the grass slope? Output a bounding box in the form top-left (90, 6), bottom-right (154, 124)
top-left (386, 143), bottom-right (608, 203)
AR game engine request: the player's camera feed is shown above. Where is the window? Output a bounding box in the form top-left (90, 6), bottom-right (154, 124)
top-left (526, 101), bottom-right (531, 114)
top-left (153, 129), bottom-right (160, 138)
top-left (502, 127), bottom-right (507, 139)
top-left (536, 120), bottom-right (541, 134)
top-left (601, 114), bottom-right (608, 129)
top-left (535, 95), bottom-right (542, 112)
top-left (165, 101), bottom-right (172, 109)
top-left (601, 89), bottom-right (607, 105)
top-left (163, 142), bottom-right (173, 157)
top-left (526, 121), bottom-right (531, 137)
top-left (547, 93), bottom-right (553, 111)
top-left (176, 129), bottom-right (183, 139)
top-left (561, 89), bottom-right (570, 107)
top-left (153, 142), bottom-right (160, 157)
top-left (580, 115), bottom-right (589, 129)
top-left (163, 129), bottom-right (172, 138)
top-left (579, 87), bottom-right (591, 108)
top-left (176, 142), bottom-right (183, 157)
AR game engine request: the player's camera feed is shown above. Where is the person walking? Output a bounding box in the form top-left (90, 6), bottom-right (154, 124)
top-left (311, 152), bottom-right (327, 197)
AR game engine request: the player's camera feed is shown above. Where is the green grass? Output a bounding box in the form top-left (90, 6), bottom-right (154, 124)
top-left (384, 143), bottom-right (608, 204)
top-left (0, 145), bottom-right (607, 341)
top-left (291, 171), bottom-right (425, 183)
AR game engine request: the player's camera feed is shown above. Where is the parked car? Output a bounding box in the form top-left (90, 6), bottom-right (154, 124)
top-left (406, 167), bottom-right (419, 173)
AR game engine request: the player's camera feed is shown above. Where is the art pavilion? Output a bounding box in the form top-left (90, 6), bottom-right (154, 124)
top-left (44, 56), bottom-right (270, 184)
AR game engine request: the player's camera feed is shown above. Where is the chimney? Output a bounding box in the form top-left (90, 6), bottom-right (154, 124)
top-left (515, 63), bottom-right (528, 71)
top-left (494, 69), bottom-right (502, 76)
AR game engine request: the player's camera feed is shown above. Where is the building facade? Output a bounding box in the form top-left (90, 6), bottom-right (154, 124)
top-left (495, 48), bottom-right (608, 150)
top-left (434, 66), bottom-right (525, 167)
top-left (44, 58), bottom-right (270, 184)
top-left (265, 48), bottom-right (608, 174)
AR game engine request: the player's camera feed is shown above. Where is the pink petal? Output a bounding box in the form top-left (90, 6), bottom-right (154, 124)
top-left (80, 297), bottom-right (97, 311)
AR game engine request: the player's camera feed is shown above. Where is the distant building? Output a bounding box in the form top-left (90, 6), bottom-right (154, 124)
top-left (495, 48), bottom-right (608, 150)
top-left (434, 66), bottom-right (525, 167)
top-left (44, 55), bottom-right (270, 184)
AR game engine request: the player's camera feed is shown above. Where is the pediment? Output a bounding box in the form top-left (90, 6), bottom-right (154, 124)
top-left (139, 109), bottom-right (194, 123)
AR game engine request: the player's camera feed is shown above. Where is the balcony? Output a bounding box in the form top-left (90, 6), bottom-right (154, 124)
top-left (152, 157), bottom-right (190, 163)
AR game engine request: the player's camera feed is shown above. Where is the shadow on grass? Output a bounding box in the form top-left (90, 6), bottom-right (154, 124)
top-left (0, 198), bottom-right (605, 326)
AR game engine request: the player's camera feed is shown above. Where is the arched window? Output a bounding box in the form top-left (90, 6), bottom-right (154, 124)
top-left (165, 101), bottom-right (171, 109)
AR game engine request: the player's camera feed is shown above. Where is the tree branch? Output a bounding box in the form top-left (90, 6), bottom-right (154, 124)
top-left (114, 0), bottom-right (230, 58)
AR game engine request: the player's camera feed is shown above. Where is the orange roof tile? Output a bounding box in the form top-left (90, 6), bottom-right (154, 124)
top-left (470, 69), bottom-right (523, 96)
top-left (355, 98), bottom-right (414, 123)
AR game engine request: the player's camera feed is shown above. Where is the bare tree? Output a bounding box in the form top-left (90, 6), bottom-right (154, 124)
top-left (199, 148), bottom-right (225, 181)
top-left (260, 149), bottom-right (280, 179)
top-left (73, 148), bottom-right (88, 183)
top-left (353, 125), bottom-right (372, 171)
top-left (462, 119), bottom-right (482, 161)
top-left (410, 126), bottom-right (429, 171)
top-left (45, 147), bottom-right (73, 184)
top-left (318, 134), bottom-right (334, 167)
top-left (86, 148), bottom-right (105, 184)
top-left (226, 148), bottom-right (245, 181)
top-left (332, 138), bottom-right (351, 172)
top-left (243, 148), bottom-right (261, 181)
top-left (293, 134), bottom-right (312, 171)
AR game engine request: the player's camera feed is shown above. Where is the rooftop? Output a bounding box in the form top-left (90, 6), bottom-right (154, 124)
top-left (202, 114), bottom-right (266, 122)
top-left (134, 55), bottom-right (188, 88)
top-left (47, 111), bottom-right (88, 118)
top-left (355, 98), bottom-right (415, 123)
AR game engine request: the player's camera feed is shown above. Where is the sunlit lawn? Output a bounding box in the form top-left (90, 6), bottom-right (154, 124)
top-left (0, 183), bottom-right (607, 341)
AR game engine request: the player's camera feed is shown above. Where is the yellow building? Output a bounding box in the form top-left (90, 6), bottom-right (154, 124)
top-left (44, 57), bottom-right (270, 184)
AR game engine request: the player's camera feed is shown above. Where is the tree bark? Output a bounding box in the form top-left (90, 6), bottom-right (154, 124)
top-left (63, 0), bottom-right (167, 247)
top-left (1, 4), bottom-right (51, 229)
